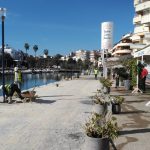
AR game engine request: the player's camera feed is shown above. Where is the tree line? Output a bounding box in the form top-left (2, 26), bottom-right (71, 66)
top-left (0, 43), bottom-right (94, 70)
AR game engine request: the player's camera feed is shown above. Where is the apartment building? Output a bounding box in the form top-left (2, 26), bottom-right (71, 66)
top-left (110, 0), bottom-right (150, 57)
top-left (132, 0), bottom-right (150, 45)
top-left (110, 33), bottom-right (133, 56)
top-left (89, 50), bottom-right (101, 62)
top-left (75, 49), bottom-right (89, 61)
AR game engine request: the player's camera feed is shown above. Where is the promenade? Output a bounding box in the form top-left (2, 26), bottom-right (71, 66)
top-left (0, 75), bottom-right (150, 150)
top-left (111, 85), bottom-right (150, 150)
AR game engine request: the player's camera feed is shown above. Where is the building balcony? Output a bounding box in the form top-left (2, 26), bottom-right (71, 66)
top-left (130, 43), bottom-right (146, 49)
top-left (134, 26), bottom-right (145, 33)
top-left (116, 42), bottom-right (132, 47)
top-left (133, 15), bottom-right (142, 24)
top-left (134, 0), bottom-right (149, 6)
top-left (141, 14), bottom-right (150, 24)
top-left (111, 43), bottom-right (132, 51)
top-left (135, 1), bottom-right (150, 12)
top-left (112, 49), bottom-right (132, 56)
top-left (134, 0), bottom-right (139, 6)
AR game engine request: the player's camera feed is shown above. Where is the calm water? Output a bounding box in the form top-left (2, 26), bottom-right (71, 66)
top-left (0, 72), bottom-right (64, 96)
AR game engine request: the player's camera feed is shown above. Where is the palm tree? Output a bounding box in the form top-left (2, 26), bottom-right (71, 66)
top-left (43, 49), bottom-right (49, 68)
top-left (33, 45), bottom-right (38, 57)
top-left (43, 49), bottom-right (49, 58)
top-left (24, 43), bottom-right (30, 55)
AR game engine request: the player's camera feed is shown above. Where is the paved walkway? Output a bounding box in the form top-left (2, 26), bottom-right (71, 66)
top-left (0, 75), bottom-right (149, 150)
top-left (0, 75), bottom-right (99, 150)
top-left (111, 83), bottom-right (150, 150)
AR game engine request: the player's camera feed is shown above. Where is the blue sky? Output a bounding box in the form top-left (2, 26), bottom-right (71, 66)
top-left (0, 0), bottom-right (134, 56)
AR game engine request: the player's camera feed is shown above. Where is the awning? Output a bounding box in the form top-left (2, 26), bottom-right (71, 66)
top-left (134, 45), bottom-right (150, 58)
top-left (112, 64), bottom-right (123, 68)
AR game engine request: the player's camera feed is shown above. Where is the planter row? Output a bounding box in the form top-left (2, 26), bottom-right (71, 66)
top-left (93, 102), bottom-right (121, 115)
top-left (82, 81), bottom-right (120, 150)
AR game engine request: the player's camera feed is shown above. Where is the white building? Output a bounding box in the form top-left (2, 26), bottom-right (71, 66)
top-left (89, 50), bottom-right (101, 66)
top-left (132, 0), bottom-right (150, 45)
top-left (0, 45), bottom-right (24, 61)
top-left (75, 49), bottom-right (89, 61)
top-left (132, 0), bottom-right (150, 65)
top-left (110, 33), bottom-right (133, 56)
top-left (111, 0), bottom-right (150, 57)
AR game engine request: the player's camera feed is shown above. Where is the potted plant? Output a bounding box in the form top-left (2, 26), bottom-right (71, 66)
top-left (100, 77), bottom-right (112, 94)
top-left (91, 92), bottom-right (112, 115)
top-left (82, 113), bottom-right (118, 150)
top-left (91, 93), bottom-right (107, 115)
top-left (110, 95), bottom-right (125, 114)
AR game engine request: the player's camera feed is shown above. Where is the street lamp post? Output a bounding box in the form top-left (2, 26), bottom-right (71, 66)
top-left (0, 8), bottom-right (6, 102)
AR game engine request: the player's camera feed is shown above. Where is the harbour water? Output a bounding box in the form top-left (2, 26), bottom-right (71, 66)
top-left (0, 72), bottom-right (63, 96)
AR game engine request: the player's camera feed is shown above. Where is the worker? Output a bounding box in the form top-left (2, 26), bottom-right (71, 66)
top-left (94, 68), bottom-right (98, 80)
top-left (14, 67), bottom-right (22, 89)
top-left (0, 83), bottom-right (24, 104)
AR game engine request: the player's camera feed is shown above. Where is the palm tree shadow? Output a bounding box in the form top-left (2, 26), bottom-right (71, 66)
top-left (119, 128), bottom-right (150, 135)
top-left (80, 100), bottom-right (93, 105)
top-left (40, 95), bottom-right (73, 98)
top-left (125, 100), bottom-right (148, 103)
top-left (120, 110), bottom-right (148, 114)
top-left (33, 99), bottom-right (56, 104)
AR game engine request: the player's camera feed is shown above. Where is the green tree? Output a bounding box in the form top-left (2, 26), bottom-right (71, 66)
top-left (43, 49), bottom-right (49, 68)
top-left (67, 58), bottom-right (76, 69)
top-left (27, 55), bottom-right (36, 68)
top-left (24, 43), bottom-right (30, 55)
top-left (52, 54), bottom-right (62, 68)
top-left (77, 59), bottom-right (83, 70)
top-left (33, 45), bottom-right (38, 57)
top-left (83, 59), bottom-right (92, 70)
top-left (123, 58), bottom-right (137, 87)
top-left (4, 53), bottom-right (13, 68)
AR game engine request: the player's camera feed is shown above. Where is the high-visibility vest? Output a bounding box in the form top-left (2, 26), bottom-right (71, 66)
top-left (18, 70), bottom-right (22, 81)
top-left (14, 70), bottom-right (22, 82)
top-left (94, 69), bottom-right (98, 75)
top-left (5, 84), bottom-right (11, 94)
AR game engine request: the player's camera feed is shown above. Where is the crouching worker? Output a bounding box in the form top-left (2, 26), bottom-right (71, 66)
top-left (0, 83), bottom-right (24, 104)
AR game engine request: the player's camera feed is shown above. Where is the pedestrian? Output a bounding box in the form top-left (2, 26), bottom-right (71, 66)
top-left (140, 64), bottom-right (148, 92)
top-left (94, 68), bottom-right (98, 80)
top-left (115, 73), bottom-right (119, 88)
top-left (137, 61), bottom-right (143, 90)
top-left (112, 72), bottom-right (115, 79)
top-left (0, 83), bottom-right (24, 104)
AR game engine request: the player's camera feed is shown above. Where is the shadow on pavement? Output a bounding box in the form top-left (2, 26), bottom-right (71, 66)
top-left (119, 128), bottom-right (150, 135)
top-left (33, 99), bottom-right (56, 104)
top-left (80, 100), bottom-right (93, 105)
top-left (40, 95), bottom-right (73, 97)
top-left (120, 110), bottom-right (148, 114)
top-left (125, 99), bottom-right (149, 103)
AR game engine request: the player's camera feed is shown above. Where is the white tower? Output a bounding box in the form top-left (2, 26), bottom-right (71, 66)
top-left (101, 22), bottom-right (113, 50)
top-left (101, 22), bottom-right (113, 78)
